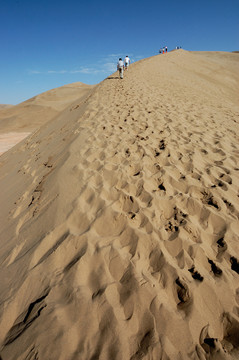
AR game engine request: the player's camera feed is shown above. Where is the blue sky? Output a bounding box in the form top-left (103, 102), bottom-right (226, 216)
top-left (1, 0), bottom-right (238, 104)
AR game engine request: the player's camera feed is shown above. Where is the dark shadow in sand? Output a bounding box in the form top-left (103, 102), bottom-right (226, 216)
top-left (106, 77), bottom-right (119, 80)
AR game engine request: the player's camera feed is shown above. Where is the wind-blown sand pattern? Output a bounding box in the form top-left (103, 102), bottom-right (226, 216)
top-left (0, 50), bottom-right (239, 360)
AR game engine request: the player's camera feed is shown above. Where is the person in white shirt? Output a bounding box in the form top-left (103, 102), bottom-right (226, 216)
top-left (117, 58), bottom-right (124, 79)
top-left (124, 56), bottom-right (130, 70)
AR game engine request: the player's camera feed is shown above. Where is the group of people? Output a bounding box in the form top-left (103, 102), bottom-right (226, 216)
top-left (159, 46), bottom-right (182, 53)
top-left (159, 46), bottom-right (167, 54)
top-left (117, 56), bottom-right (130, 79)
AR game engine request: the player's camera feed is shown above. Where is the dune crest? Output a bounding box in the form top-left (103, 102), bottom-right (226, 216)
top-left (0, 105), bottom-right (14, 110)
top-left (0, 50), bottom-right (239, 360)
top-left (0, 82), bottom-right (94, 155)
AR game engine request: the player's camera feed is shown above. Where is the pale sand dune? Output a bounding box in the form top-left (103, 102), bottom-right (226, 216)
top-left (0, 50), bottom-right (239, 359)
top-left (0, 132), bottom-right (31, 156)
top-left (0, 105), bottom-right (14, 110)
top-left (0, 82), bottom-right (94, 132)
top-left (0, 82), bottom-right (94, 156)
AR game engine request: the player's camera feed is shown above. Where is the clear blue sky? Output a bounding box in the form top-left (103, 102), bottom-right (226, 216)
top-left (1, 0), bottom-right (238, 104)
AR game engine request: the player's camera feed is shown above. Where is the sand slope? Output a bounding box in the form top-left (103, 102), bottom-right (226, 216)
top-left (0, 50), bottom-right (239, 360)
top-left (0, 83), bottom-right (94, 155)
top-left (0, 105), bottom-right (14, 110)
top-left (0, 82), bottom-right (94, 133)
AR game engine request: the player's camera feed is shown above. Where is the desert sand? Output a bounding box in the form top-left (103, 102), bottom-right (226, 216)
top-left (0, 105), bottom-right (13, 110)
top-left (0, 82), bottom-right (93, 155)
top-left (0, 50), bottom-right (239, 360)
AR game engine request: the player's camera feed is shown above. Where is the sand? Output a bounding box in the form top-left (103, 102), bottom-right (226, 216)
top-left (0, 105), bottom-right (14, 110)
top-left (0, 50), bottom-right (239, 360)
top-left (0, 133), bottom-right (31, 156)
top-left (0, 83), bottom-right (94, 155)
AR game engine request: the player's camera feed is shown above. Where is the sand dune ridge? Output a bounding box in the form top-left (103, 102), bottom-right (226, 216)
top-left (0, 50), bottom-right (239, 360)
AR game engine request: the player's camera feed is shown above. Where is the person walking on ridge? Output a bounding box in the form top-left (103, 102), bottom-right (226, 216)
top-left (124, 55), bottom-right (130, 70)
top-left (117, 58), bottom-right (124, 79)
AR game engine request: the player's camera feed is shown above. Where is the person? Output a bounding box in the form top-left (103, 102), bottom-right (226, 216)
top-left (165, 46), bottom-right (168, 53)
top-left (124, 55), bottom-right (130, 70)
top-left (117, 58), bottom-right (124, 79)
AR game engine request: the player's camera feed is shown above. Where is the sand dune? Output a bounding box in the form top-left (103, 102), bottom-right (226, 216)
top-left (0, 132), bottom-right (32, 156)
top-left (0, 50), bottom-right (239, 360)
top-left (0, 82), bottom-right (94, 132)
top-left (0, 83), bottom-right (94, 155)
top-left (0, 105), bottom-right (14, 110)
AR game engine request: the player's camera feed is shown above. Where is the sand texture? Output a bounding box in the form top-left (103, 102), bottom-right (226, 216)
top-left (0, 105), bottom-right (14, 110)
top-left (0, 50), bottom-right (239, 360)
top-left (0, 83), bottom-right (94, 155)
top-left (0, 82), bottom-right (93, 133)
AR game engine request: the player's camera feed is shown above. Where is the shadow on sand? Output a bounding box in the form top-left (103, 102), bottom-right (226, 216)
top-left (106, 77), bottom-right (119, 80)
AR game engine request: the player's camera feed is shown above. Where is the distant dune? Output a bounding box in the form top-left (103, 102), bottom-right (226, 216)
top-left (0, 82), bottom-right (94, 132)
top-left (0, 83), bottom-right (94, 155)
top-left (0, 104), bottom-right (14, 110)
top-left (0, 104), bottom-right (13, 108)
top-left (0, 50), bottom-right (239, 360)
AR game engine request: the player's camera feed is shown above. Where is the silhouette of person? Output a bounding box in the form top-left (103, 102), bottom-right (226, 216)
top-left (124, 56), bottom-right (130, 70)
top-left (117, 58), bottom-right (124, 79)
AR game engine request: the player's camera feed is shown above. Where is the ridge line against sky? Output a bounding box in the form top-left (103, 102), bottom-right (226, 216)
top-left (1, 0), bottom-right (238, 105)
top-left (28, 54), bottom-right (143, 75)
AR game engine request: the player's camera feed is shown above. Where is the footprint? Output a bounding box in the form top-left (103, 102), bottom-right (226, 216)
top-left (130, 329), bottom-right (155, 360)
top-left (119, 227), bottom-right (139, 257)
top-left (201, 191), bottom-right (219, 210)
top-left (3, 289), bottom-right (49, 346)
top-left (157, 182), bottom-right (166, 191)
top-left (159, 139), bottom-right (166, 150)
top-left (219, 173), bottom-right (232, 184)
top-left (208, 259), bottom-right (222, 276)
top-left (222, 198), bottom-right (237, 216)
top-left (199, 324), bottom-right (218, 356)
top-left (214, 179), bottom-right (228, 191)
top-left (222, 312), bottom-right (239, 350)
top-left (165, 221), bottom-right (179, 234)
top-left (149, 248), bottom-right (165, 274)
top-left (188, 266), bottom-right (203, 281)
top-left (175, 278), bottom-right (191, 308)
top-left (216, 237), bottom-right (227, 260)
top-left (230, 257), bottom-right (239, 274)
top-left (234, 289), bottom-right (239, 310)
top-left (173, 207), bottom-right (187, 226)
